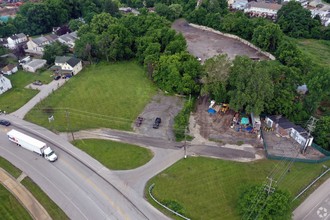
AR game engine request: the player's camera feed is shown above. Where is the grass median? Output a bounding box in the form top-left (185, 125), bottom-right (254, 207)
top-left (25, 61), bottom-right (156, 131)
top-left (21, 177), bottom-right (69, 220)
top-left (146, 157), bottom-right (330, 219)
top-left (72, 139), bottom-right (153, 170)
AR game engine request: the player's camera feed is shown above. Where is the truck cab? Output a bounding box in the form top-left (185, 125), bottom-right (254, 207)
top-left (43, 147), bottom-right (58, 162)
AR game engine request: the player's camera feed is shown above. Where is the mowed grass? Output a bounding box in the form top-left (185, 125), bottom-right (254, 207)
top-left (0, 70), bottom-right (53, 113)
top-left (0, 157), bottom-right (21, 178)
top-left (146, 157), bottom-right (330, 219)
top-left (0, 184), bottom-right (32, 220)
top-left (297, 39), bottom-right (330, 68)
top-left (72, 139), bottom-right (153, 170)
top-left (21, 177), bottom-right (69, 220)
top-left (25, 61), bottom-right (156, 131)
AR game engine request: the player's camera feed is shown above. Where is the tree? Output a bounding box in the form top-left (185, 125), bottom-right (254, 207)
top-left (313, 116), bottom-right (330, 150)
top-left (101, 0), bottom-right (119, 16)
top-left (153, 52), bottom-right (202, 95)
top-left (168, 4), bottom-right (183, 20)
top-left (228, 57), bottom-right (274, 115)
top-left (238, 185), bottom-right (292, 220)
top-left (69, 19), bottom-right (84, 31)
top-left (43, 42), bottom-right (69, 64)
top-left (74, 33), bottom-right (98, 63)
top-left (221, 12), bottom-right (254, 40)
top-left (90, 12), bottom-right (117, 35)
top-left (201, 54), bottom-right (231, 102)
top-left (252, 23), bottom-right (283, 53)
top-left (276, 1), bottom-right (320, 38)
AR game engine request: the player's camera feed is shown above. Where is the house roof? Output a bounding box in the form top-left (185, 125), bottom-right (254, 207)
top-left (55, 56), bottom-right (81, 67)
top-left (24, 59), bottom-right (46, 68)
top-left (59, 32), bottom-right (77, 43)
top-left (248, 2), bottom-right (282, 10)
top-left (267, 115), bottom-right (308, 134)
top-left (1, 64), bottom-right (16, 72)
top-left (32, 34), bottom-right (58, 45)
top-left (9, 33), bottom-right (26, 40)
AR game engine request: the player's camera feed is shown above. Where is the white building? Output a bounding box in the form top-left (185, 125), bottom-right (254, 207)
top-left (58, 31), bottom-right (78, 49)
top-left (244, 2), bottom-right (282, 18)
top-left (22, 59), bottom-right (47, 73)
top-left (26, 34), bottom-right (58, 54)
top-left (51, 56), bottom-right (82, 76)
top-left (0, 74), bottom-right (12, 95)
top-left (231, 0), bottom-right (248, 10)
top-left (1, 64), bottom-right (18, 75)
top-left (311, 9), bottom-right (330, 27)
top-left (5, 33), bottom-right (27, 49)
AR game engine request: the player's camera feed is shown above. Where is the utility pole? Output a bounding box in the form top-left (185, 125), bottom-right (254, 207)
top-left (65, 109), bottom-right (75, 141)
top-left (302, 116), bottom-right (318, 153)
top-left (264, 177), bottom-right (276, 195)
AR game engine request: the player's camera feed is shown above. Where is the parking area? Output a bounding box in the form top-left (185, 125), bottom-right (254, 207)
top-left (172, 19), bottom-right (270, 62)
top-left (133, 93), bottom-right (184, 141)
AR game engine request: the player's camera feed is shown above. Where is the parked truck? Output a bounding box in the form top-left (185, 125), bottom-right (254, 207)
top-left (7, 129), bottom-right (58, 162)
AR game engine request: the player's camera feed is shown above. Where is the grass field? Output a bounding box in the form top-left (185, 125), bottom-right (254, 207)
top-left (0, 70), bottom-right (53, 113)
top-left (146, 157), bottom-right (330, 219)
top-left (0, 157), bottom-right (21, 178)
top-left (0, 184), bottom-right (32, 220)
top-left (21, 177), bottom-right (68, 220)
top-left (25, 61), bottom-right (156, 131)
top-left (72, 139), bottom-right (153, 170)
top-left (297, 39), bottom-right (330, 69)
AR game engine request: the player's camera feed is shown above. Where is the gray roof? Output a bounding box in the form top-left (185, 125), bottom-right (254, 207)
top-left (10, 33), bottom-right (26, 40)
top-left (24, 59), bottom-right (46, 68)
top-left (267, 115), bottom-right (306, 133)
top-left (32, 34), bottom-right (58, 45)
top-left (55, 56), bottom-right (81, 67)
top-left (59, 32), bottom-right (77, 43)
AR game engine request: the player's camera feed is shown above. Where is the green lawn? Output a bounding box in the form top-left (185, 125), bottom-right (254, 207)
top-left (72, 139), bottom-right (153, 170)
top-left (296, 39), bottom-right (330, 69)
top-left (0, 157), bottom-right (21, 179)
top-left (0, 184), bottom-right (32, 220)
top-left (21, 177), bottom-right (68, 220)
top-left (146, 157), bottom-right (330, 220)
top-left (25, 61), bottom-right (156, 131)
top-left (0, 70), bottom-right (54, 113)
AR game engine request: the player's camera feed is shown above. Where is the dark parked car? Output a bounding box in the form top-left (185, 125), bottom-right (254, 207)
top-left (153, 117), bottom-right (161, 129)
top-left (0, 120), bottom-right (11, 126)
top-left (54, 75), bottom-right (61, 80)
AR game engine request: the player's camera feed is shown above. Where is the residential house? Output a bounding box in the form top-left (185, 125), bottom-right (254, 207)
top-left (26, 34), bottom-right (58, 54)
top-left (22, 59), bottom-right (47, 73)
top-left (0, 74), bottom-right (12, 95)
top-left (244, 2), bottom-right (282, 19)
top-left (1, 64), bottom-right (18, 75)
top-left (58, 31), bottom-right (78, 49)
top-left (5, 33), bottom-right (27, 49)
top-left (311, 9), bottom-right (330, 27)
top-left (265, 115), bottom-right (313, 148)
top-left (51, 56), bottom-right (82, 76)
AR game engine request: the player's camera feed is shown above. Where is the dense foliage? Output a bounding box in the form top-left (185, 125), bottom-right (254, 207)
top-left (43, 42), bottom-right (69, 64)
top-left (238, 185), bottom-right (292, 220)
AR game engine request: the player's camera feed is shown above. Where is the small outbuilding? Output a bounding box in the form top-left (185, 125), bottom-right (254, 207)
top-left (1, 64), bottom-right (18, 75)
top-left (22, 59), bottom-right (47, 73)
top-left (0, 74), bottom-right (12, 95)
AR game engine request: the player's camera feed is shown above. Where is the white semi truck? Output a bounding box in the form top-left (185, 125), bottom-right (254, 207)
top-left (7, 129), bottom-right (58, 162)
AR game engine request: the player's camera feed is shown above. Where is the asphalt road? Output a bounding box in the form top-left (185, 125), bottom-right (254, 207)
top-left (0, 117), bottom-right (170, 220)
top-left (294, 178), bottom-right (330, 220)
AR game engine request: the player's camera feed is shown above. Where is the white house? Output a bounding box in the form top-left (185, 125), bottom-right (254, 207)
top-left (265, 115), bottom-right (313, 148)
top-left (244, 2), bottom-right (282, 18)
top-left (231, 0), bottom-right (248, 10)
top-left (26, 34), bottom-right (58, 54)
top-left (0, 74), bottom-right (12, 95)
top-left (1, 64), bottom-right (18, 75)
top-left (58, 31), bottom-right (78, 49)
top-left (22, 59), bottom-right (47, 73)
top-left (51, 56), bottom-right (82, 76)
top-left (311, 9), bottom-right (330, 27)
top-left (5, 33), bottom-right (27, 49)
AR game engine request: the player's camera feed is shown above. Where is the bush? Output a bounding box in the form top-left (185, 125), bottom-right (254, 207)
top-left (173, 97), bottom-right (195, 141)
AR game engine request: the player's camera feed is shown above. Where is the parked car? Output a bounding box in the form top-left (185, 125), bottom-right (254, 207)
top-left (54, 75), bottom-right (61, 80)
top-left (0, 120), bottom-right (11, 126)
top-left (153, 117), bottom-right (161, 129)
top-left (32, 80), bottom-right (42, 86)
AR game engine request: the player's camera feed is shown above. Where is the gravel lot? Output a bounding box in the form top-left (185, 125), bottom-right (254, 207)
top-left (172, 19), bottom-right (270, 62)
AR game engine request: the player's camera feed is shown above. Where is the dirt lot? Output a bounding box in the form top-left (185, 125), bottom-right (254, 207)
top-left (190, 96), bottom-right (262, 147)
top-left (133, 92), bottom-right (184, 141)
top-left (172, 19), bottom-right (269, 62)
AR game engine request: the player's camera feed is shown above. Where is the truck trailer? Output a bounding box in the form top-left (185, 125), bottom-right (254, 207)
top-left (7, 129), bottom-right (58, 162)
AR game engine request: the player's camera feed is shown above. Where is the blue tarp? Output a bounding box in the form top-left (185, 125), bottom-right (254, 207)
top-left (207, 108), bottom-right (216, 115)
top-left (241, 117), bottom-right (249, 125)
